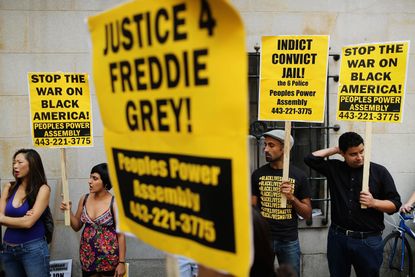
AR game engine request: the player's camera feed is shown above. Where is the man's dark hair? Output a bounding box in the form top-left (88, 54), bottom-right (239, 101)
top-left (338, 132), bottom-right (364, 153)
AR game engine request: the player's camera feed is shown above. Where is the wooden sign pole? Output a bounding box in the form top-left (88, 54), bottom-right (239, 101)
top-left (281, 121), bottom-right (292, 208)
top-left (166, 255), bottom-right (180, 277)
top-left (60, 148), bottom-right (70, 226)
top-left (361, 122), bottom-right (372, 209)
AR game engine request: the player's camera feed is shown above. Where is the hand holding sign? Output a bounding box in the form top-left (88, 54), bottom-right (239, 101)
top-left (336, 41), bottom-right (409, 209)
top-left (259, 35), bottom-right (329, 208)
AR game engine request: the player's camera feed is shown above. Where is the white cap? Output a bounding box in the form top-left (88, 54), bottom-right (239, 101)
top-left (262, 130), bottom-right (294, 149)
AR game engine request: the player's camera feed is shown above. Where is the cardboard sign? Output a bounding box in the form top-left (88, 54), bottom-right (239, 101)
top-left (49, 259), bottom-right (72, 277)
top-left (259, 35), bottom-right (329, 122)
top-left (88, 0), bottom-right (250, 276)
top-left (337, 41), bottom-right (409, 122)
top-left (28, 72), bottom-right (93, 147)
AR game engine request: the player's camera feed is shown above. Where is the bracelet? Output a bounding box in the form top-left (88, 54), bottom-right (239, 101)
top-left (119, 261), bottom-right (126, 264)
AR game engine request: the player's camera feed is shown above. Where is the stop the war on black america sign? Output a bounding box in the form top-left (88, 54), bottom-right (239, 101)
top-left (28, 72), bottom-right (93, 148)
top-left (337, 41), bottom-right (409, 123)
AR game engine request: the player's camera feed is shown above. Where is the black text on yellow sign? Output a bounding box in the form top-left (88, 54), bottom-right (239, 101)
top-left (28, 73), bottom-right (93, 147)
top-left (96, 2), bottom-right (219, 134)
top-left (113, 149), bottom-right (235, 252)
top-left (88, 0), bottom-right (250, 276)
top-left (259, 35), bottom-right (329, 122)
top-left (337, 41), bottom-right (409, 123)
top-left (126, 98), bottom-right (192, 133)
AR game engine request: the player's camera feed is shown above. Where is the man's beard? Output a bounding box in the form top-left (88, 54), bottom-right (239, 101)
top-left (265, 155), bottom-right (276, 162)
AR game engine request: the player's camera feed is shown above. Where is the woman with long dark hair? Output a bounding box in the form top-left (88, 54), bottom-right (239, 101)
top-left (60, 163), bottom-right (126, 277)
top-left (0, 148), bottom-right (51, 276)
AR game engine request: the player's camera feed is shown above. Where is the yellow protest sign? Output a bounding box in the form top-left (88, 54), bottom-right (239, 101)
top-left (88, 0), bottom-right (250, 276)
top-left (259, 35), bottom-right (329, 122)
top-left (337, 41), bottom-right (409, 122)
top-left (28, 73), bottom-right (93, 147)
